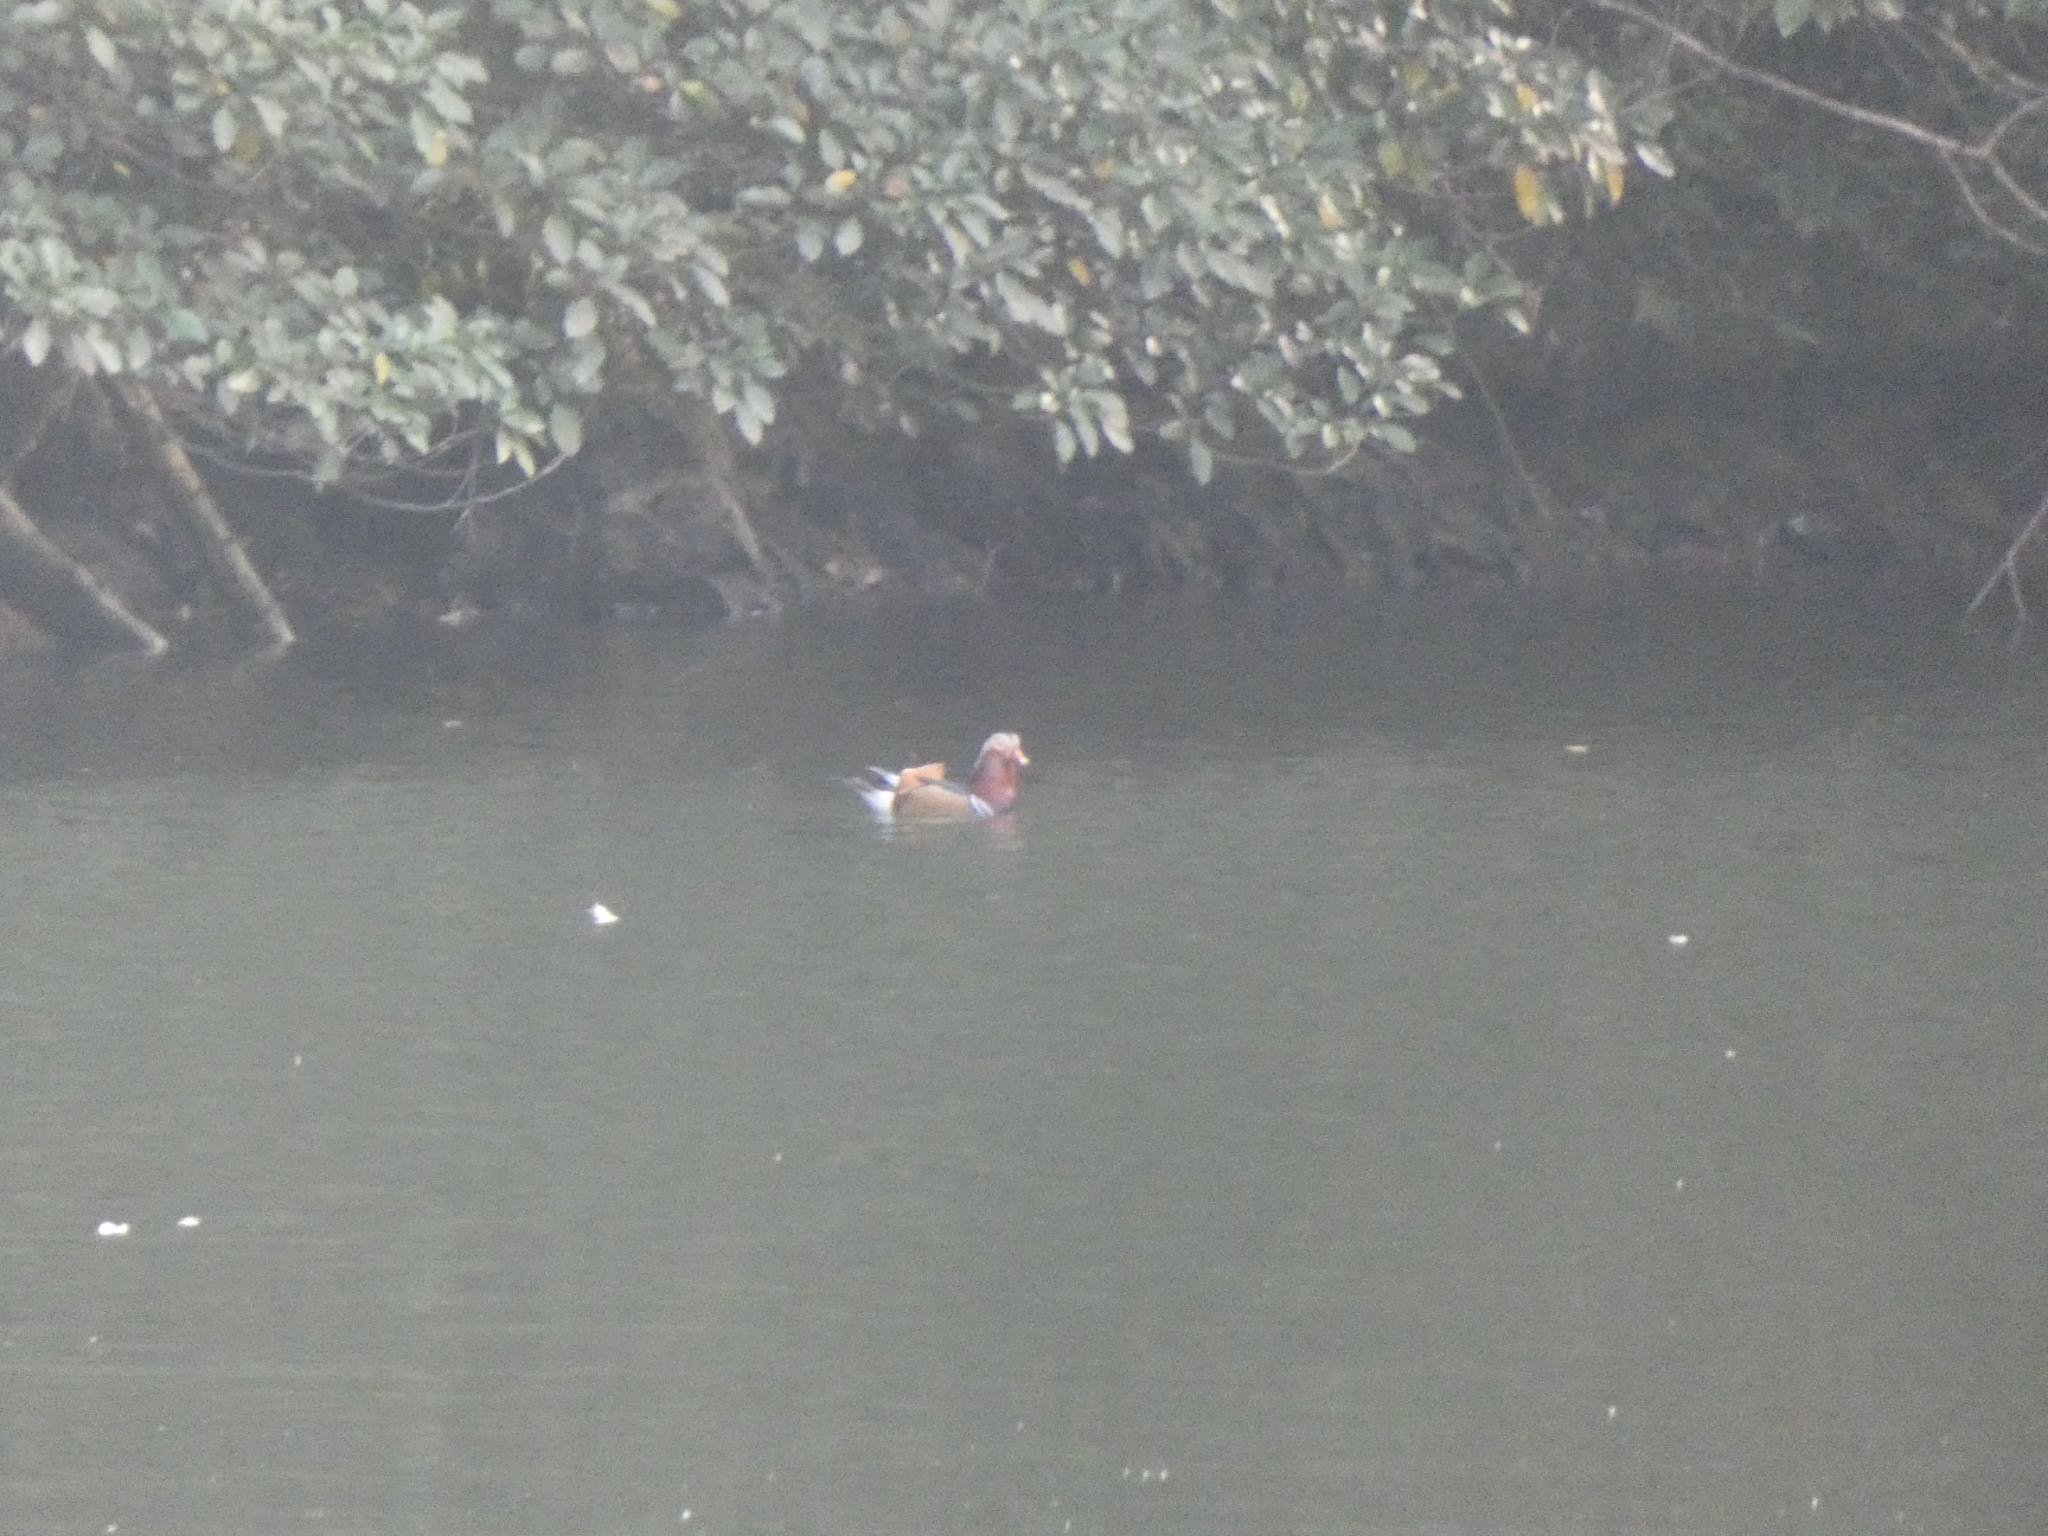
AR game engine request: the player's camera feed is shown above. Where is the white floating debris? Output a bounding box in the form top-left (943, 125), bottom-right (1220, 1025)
top-left (1667, 933), bottom-right (1690, 947)
top-left (1606, 1404), bottom-right (1619, 1421)
top-left (1565, 742), bottom-right (1591, 756)
top-left (176, 1215), bottom-right (201, 1229)
top-left (96, 1221), bottom-right (131, 1238)
top-left (588, 901), bottom-right (620, 927)
top-left (1724, 1047), bottom-right (1738, 1060)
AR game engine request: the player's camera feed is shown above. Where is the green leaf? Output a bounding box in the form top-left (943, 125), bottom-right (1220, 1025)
top-left (1094, 390), bottom-right (1133, 454)
top-left (423, 75), bottom-right (473, 127)
top-left (608, 281), bottom-right (655, 327)
top-left (834, 217), bottom-right (864, 257)
top-left (563, 296), bottom-right (598, 337)
top-left (1188, 435), bottom-right (1214, 485)
top-left (993, 271), bottom-right (1068, 335)
top-left (733, 394), bottom-right (765, 445)
top-left (1020, 166), bottom-right (1090, 214)
top-left (694, 265), bottom-right (730, 306)
top-left (20, 319), bottom-right (51, 367)
top-left (1772, 0), bottom-right (1812, 34)
top-left (1089, 207), bottom-right (1125, 259)
top-left (252, 95), bottom-right (288, 139)
top-left (550, 403), bottom-right (584, 456)
top-left (1205, 248), bottom-right (1275, 300)
top-left (1070, 400), bottom-right (1099, 458)
top-left (1052, 419), bottom-right (1077, 465)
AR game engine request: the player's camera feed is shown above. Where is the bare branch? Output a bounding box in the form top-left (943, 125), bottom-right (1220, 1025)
top-left (1586, 0), bottom-right (1983, 158)
top-left (1965, 488), bottom-right (2048, 645)
top-left (0, 483), bottom-right (168, 656)
top-left (115, 381), bottom-right (297, 651)
top-left (1940, 151), bottom-right (2048, 256)
top-left (1920, 18), bottom-right (2048, 103)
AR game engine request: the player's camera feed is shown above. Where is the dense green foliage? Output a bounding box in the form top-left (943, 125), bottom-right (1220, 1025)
top-left (0, 0), bottom-right (1645, 493)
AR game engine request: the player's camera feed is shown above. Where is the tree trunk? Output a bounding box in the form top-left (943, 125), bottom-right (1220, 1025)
top-left (0, 484), bottom-right (168, 655)
top-left (115, 381), bottom-right (296, 650)
top-left (678, 398), bottom-right (782, 591)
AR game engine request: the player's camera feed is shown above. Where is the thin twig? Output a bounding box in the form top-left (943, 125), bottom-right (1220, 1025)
top-left (1941, 152), bottom-right (2048, 258)
top-left (1460, 344), bottom-right (1553, 525)
top-left (1965, 487), bottom-right (2048, 645)
top-left (1585, 0), bottom-right (1980, 158)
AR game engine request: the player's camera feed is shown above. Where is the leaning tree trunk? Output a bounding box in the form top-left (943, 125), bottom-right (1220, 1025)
top-left (114, 381), bottom-right (296, 650)
top-left (0, 483), bottom-right (167, 655)
top-left (677, 397), bottom-right (782, 591)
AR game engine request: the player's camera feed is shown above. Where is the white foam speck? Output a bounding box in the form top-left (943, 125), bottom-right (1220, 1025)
top-left (589, 901), bottom-right (620, 927)
top-left (96, 1221), bottom-right (130, 1238)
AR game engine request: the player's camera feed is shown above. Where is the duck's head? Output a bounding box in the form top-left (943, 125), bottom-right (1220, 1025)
top-left (967, 732), bottom-right (1029, 812)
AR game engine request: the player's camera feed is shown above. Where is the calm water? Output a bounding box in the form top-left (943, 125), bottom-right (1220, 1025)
top-left (1, 593), bottom-right (2043, 1535)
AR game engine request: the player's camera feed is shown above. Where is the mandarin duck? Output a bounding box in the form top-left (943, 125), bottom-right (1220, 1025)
top-left (851, 732), bottom-right (1029, 819)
